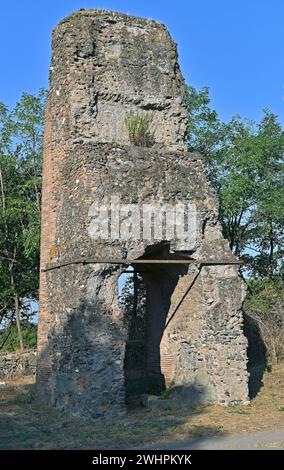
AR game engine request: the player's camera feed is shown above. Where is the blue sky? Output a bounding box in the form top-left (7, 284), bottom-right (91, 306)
top-left (1, 0), bottom-right (283, 123)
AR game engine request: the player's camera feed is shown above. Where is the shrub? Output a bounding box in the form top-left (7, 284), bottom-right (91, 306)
top-left (244, 278), bottom-right (284, 365)
top-left (125, 111), bottom-right (155, 147)
top-left (0, 320), bottom-right (37, 352)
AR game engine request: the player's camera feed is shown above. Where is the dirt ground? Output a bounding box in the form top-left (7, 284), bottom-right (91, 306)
top-left (0, 364), bottom-right (284, 449)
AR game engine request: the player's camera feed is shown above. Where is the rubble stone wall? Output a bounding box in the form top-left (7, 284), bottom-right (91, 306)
top-left (0, 351), bottom-right (37, 380)
top-left (37, 9), bottom-right (249, 418)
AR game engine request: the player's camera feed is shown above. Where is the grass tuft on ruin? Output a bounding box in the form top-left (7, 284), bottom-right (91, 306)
top-left (125, 111), bottom-right (155, 147)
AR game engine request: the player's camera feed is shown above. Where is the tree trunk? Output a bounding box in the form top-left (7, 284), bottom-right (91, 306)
top-left (10, 266), bottom-right (24, 353)
top-left (14, 294), bottom-right (24, 353)
top-left (31, 129), bottom-right (41, 212)
top-left (268, 221), bottom-right (274, 279)
top-left (0, 164), bottom-right (6, 213)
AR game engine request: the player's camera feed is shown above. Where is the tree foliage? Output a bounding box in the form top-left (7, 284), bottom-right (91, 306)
top-left (186, 85), bottom-right (284, 279)
top-left (0, 320), bottom-right (37, 352)
top-left (0, 89), bottom-right (47, 351)
top-left (186, 85), bottom-right (284, 364)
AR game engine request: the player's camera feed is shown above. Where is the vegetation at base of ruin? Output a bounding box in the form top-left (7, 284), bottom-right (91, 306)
top-left (1, 364), bottom-right (284, 449)
top-left (244, 279), bottom-right (284, 365)
top-left (0, 85), bottom-right (283, 362)
top-left (160, 382), bottom-right (175, 400)
top-left (124, 111), bottom-right (155, 147)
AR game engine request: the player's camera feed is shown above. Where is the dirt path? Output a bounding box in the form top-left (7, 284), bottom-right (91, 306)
top-left (146, 429), bottom-right (284, 450)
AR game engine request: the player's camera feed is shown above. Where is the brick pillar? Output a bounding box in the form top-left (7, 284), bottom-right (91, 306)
top-left (36, 101), bottom-right (66, 400)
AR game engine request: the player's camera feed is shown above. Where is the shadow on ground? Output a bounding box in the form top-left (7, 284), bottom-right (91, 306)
top-left (0, 380), bottom-right (224, 450)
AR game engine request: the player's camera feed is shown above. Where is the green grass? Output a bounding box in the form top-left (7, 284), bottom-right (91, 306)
top-left (124, 111), bottom-right (155, 147)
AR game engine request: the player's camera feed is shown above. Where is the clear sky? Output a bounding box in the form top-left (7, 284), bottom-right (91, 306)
top-left (1, 0), bottom-right (283, 123)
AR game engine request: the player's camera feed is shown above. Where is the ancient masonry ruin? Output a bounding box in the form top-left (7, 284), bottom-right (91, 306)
top-left (37, 10), bottom-right (249, 418)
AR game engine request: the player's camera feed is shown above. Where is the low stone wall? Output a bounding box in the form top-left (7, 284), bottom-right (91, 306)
top-left (0, 350), bottom-right (37, 380)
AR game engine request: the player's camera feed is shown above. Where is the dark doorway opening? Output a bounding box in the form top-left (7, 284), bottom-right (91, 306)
top-left (119, 242), bottom-right (190, 405)
top-left (243, 313), bottom-right (267, 398)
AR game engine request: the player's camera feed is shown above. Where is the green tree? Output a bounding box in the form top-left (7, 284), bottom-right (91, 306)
top-left (186, 85), bottom-right (223, 159)
top-left (186, 86), bottom-right (284, 279)
top-left (0, 320), bottom-right (37, 352)
top-left (186, 86), bottom-right (284, 365)
top-left (0, 90), bottom-right (47, 352)
top-left (119, 272), bottom-right (146, 334)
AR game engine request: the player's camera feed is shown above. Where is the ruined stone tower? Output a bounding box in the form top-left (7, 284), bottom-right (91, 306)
top-left (37, 10), bottom-right (249, 418)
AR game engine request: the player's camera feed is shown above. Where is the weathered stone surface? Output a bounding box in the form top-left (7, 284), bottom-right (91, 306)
top-left (37, 9), bottom-right (249, 419)
top-left (0, 350), bottom-right (37, 380)
top-left (140, 394), bottom-right (175, 411)
top-left (49, 10), bottom-right (187, 151)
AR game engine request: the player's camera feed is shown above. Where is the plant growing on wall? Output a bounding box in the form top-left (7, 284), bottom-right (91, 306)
top-left (125, 111), bottom-right (155, 147)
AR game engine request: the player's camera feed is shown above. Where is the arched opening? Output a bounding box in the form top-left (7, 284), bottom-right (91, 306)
top-left (119, 242), bottom-right (190, 405)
